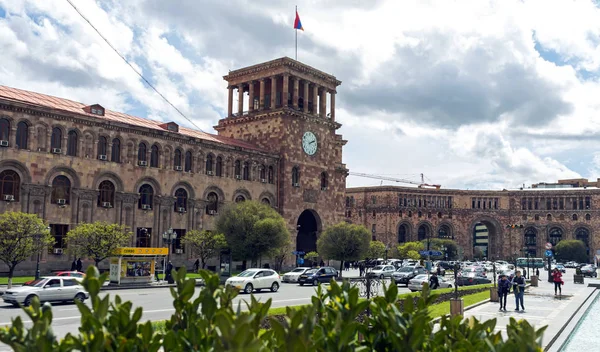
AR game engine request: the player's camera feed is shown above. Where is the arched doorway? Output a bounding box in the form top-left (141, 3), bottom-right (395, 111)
top-left (575, 227), bottom-right (590, 258)
top-left (398, 223), bottom-right (409, 243)
top-left (296, 209), bottom-right (321, 255)
top-left (472, 220), bottom-right (500, 260)
top-left (524, 227), bottom-right (537, 257)
top-left (548, 227), bottom-right (563, 247)
top-left (437, 224), bottom-right (453, 239)
top-left (417, 224), bottom-right (431, 242)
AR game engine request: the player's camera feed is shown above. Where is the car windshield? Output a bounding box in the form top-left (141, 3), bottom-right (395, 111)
top-left (305, 269), bottom-right (318, 274)
top-left (397, 267), bottom-right (414, 272)
top-left (413, 274), bottom-right (428, 280)
top-left (238, 270), bottom-right (259, 277)
top-left (291, 268), bottom-right (306, 273)
top-left (24, 279), bottom-right (47, 287)
top-left (373, 266), bottom-right (384, 271)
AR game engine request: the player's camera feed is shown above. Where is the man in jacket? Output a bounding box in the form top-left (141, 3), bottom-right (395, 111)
top-left (497, 274), bottom-right (510, 311)
top-left (429, 272), bottom-right (439, 290)
top-left (511, 271), bottom-right (526, 311)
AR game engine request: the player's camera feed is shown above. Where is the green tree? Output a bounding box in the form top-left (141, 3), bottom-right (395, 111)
top-left (366, 241), bottom-right (386, 259)
top-left (0, 212), bottom-right (53, 288)
top-left (270, 240), bottom-right (291, 272)
top-left (65, 222), bottom-right (132, 267)
top-left (555, 240), bottom-right (588, 263)
top-left (420, 239), bottom-right (459, 260)
top-left (183, 230), bottom-right (227, 270)
top-left (317, 222), bottom-right (370, 277)
top-left (397, 242), bottom-right (424, 259)
top-left (305, 251), bottom-right (319, 261)
top-left (215, 201), bottom-right (290, 268)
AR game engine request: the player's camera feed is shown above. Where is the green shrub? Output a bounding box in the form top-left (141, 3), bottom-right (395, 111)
top-left (0, 267), bottom-right (545, 351)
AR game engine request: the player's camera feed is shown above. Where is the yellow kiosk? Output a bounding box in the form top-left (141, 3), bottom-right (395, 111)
top-left (109, 247), bottom-right (169, 285)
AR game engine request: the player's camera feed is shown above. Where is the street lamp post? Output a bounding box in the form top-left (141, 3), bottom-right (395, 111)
top-left (384, 244), bottom-right (389, 261)
top-left (34, 226), bottom-right (51, 280)
top-left (162, 228), bottom-right (177, 282)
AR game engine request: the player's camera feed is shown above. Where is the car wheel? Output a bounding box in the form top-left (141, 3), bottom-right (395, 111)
top-left (255, 289), bottom-right (262, 292)
top-left (379, 274), bottom-right (384, 279)
top-left (299, 283), bottom-right (304, 286)
top-left (271, 282), bottom-right (279, 292)
top-left (312, 279), bottom-right (319, 286)
top-left (244, 283), bottom-right (254, 294)
top-left (447, 284), bottom-right (452, 288)
top-left (74, 293), bottom-right (86, 303)
top-left (410, 289), bottom-right (416, 292)
top-left (11, 303), bottom-right (19, 308)
top-left (24, 295), bottom-right (35, 307)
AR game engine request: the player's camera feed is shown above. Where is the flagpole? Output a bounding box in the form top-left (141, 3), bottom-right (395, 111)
top-left (295, 5), bottom-right (298, 60)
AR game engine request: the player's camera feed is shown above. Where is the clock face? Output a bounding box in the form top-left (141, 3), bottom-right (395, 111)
top-left (302, 131), bottom-right (318, 155)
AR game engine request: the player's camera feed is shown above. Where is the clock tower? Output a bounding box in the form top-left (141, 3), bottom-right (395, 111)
top-left (215, 57), bottom-right (347, 256)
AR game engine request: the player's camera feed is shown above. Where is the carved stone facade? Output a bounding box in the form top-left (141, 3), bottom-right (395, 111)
top-left (0, 57), bottom-right (347, 274)
top-left (346, 186), bottom-right (599, 262)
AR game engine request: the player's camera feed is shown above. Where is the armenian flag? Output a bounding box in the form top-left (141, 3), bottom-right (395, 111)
top-left (294, 10), bottom-right (304, 31)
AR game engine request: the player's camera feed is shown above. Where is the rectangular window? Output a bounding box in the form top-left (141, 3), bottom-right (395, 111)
top-left (494, 199), bottom-right (498, 209)
top-left (135, 228), bottom-right (152, 248)
top-left (585, 197), bottom-right (591, 209)
top-left (534, 199), bottom-right (539, 210)
top-left (472, 199), bottom-right (476, 209)
top-left (264, 94), bottom-right (271, 109)
top-left (559, 198), bottom-right (564, 210)
top-left (371, 224), bottom-right (376, 233)
top-left (546, 199), bottom-right (551, 210)
top-left (371, 196), bottom-right (376, 204)
top-left (528, 200), bottom-right (532, 210)
top-left (173, 229), bottom-right (186, 254)
top-left (579, 197), bottom-right (584, 210)
top-left (573, 198), bottom-right (578, 210)
top-left (448, 197), bottom-right (452, 208)
top-left (477, 200), bottom-right (481, 209)
top-left (522, 198), bottom-right (526, 209)
top-left (50, 224), bottom-right (69, 250)
top-left (253, 98), bottom-right (259, 110)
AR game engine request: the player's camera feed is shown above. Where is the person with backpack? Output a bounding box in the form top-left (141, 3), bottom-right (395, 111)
top-left (429, 272), bottom-right (440, 289)
top-left (552, 268), bottom-right (563, 295)
top-left (497, 274), bottom-right (511, 311)
top-left (511, 271), bottom-right (526, 312)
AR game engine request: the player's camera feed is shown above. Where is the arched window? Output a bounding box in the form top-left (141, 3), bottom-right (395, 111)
top-left (98, 180), bottom-right (115, 207)
top-left (206, 154), bottom-right (214, 175)
top-left (292, 166), bottom-right (299, 186)
top-left (174, 149), bottom-right (182, 170)
top-left (51, 176), bottom-right (71, 205)
top-left (98, 136), bottom-right (107, 158)
top-left (174, 188), bottom-right (188, 212)
top-left (215, 156), bottom-right (223, 177)
top-left (438, 224), bottom-right (452, 239)
top-left (398, 224), bottom-right (408, 243)
top-left (206, 192), bottom-right (218, 214)
top-left (549, 227), bottom-right (563, 246)
top-left (0, 118), bottom-right (9, 142)
top-left (51, 127), bottom-right (62, 151)
top-left (0, 170), bottom-right (20, 201)
top-left (243, 161), bottom-right (250, 180)
top-left (138, 184), bottom-right (154, 209)
top-left (586, 213), bottom-right (591, 221)
top-left (320, 172), bottom-right (328, 190)
top-left (260, 165), bottom-right (266, 181)
top-left (67, 130), bottom-right (78, 156)
top-left (261, 198), bottom-right (271, 205)
top-left (234, 160), bottom-right (241, 178)
top-left (111, 138), bottom-right (121, 163)
top-left (150, 145), bottom-right (159, 168)
top-left (184, 151), bottom-right (192, 172)
top-left (524, 227), bottom-right (536, 246)
top-left (575, 227), bottom-right (590, 256)
top-left (268, 166), bottom-right (274, 184)
top-left (546, 214), bottom-right (552, 221)
top-left (15, 121), bottom-right (28, 149)
top-left (572, 214), bottom-right (578, 221)
top-left (235, 195), bottom-right (246, 203)
top-left (138, 143), bottom-right (147, 164)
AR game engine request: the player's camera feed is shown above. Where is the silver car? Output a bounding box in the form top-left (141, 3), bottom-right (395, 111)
top-left (2, 276), bottom-right (89, 307)
top-left (282, 267), bottom-right (311, 283)
top-left (408, 274), bottom-right (453, 291)
top-left (368, 265), bottom-right (396, 279)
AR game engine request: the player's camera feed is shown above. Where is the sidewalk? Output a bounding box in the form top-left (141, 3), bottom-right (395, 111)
top-left (461, 272), bottom-right (598, 351)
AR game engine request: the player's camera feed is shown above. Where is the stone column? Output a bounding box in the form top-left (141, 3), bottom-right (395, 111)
top-left (292, 77), bottom-right (299, 109)
top-left (248, 81), bottom-right (255, 112)
top-left (303, 81), bottom-right (309, 113)
top-left (330, 90), bottom-right (336, 121)
top-left (312, 84), bottom-right (319, 115)
top-left (282, 74), bottom-right (289, 108)
top-left (237, 84), bottom-right (244, 115)
top-left (319, 89), bottom-right (327, 118)
top-left (271, 76), bottom-right (277, 109)
top-left (227, 86), bottom-right (233, 117)
top-left (259, 79), bottom-right (265, 110)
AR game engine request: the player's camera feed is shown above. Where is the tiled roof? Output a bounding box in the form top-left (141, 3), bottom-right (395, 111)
top-left (0, 85), bottom-right (267, 152)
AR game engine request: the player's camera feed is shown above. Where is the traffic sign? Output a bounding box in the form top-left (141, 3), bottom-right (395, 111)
top-left (419, 250), bottom-right (443, 256)
top-left (545, 242), bottom-right (553, 250)
top-left (545, 249), bottom-right (553, 257)
top-left (419, 250), bottom-right (429, 255)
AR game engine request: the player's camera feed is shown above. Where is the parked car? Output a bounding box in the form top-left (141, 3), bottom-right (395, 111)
top-left (391, 266), bottom-right (427, 286)
top-left (407, 274), bottom-right (454, 291)
top-left (456, 267), bottom-right (491, 286)
top-left (281, 267), bottom-right (311, 283)
top-left (368, 265), bottom-right (396, 279)
top-left (298, 267), bottom-right (338, 286)
top-left (55, 271), bottom-right (86, 282)
top-left (437, 261), bottom-right (453, 270)
top-left (225, 268), bottom-right (281, 294)
top-left (581, 265), bottom-right (597, 278)
top-left (2, 276), bottom-right (89, 307)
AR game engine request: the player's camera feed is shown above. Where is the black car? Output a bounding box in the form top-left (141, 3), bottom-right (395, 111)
top-left (456, 267), bottom-right (491, 286)
top-left (391, 266), bottom-right (427, 286)
top-left (298, 267), bottom-right (338, 286)
top-left (581, 265), bottom-right (597, 278)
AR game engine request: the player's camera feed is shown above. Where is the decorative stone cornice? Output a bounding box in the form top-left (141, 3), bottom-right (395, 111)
top-left (215, 107), bottom-right (341, 131)
top-left (22, 184), bottom-right (51, 196)
top-left (117, 192), bottom-right (139, 204)
top-left (157, 196), bottom-right (176, 206)
top-left (73, 188), bottom-right (99, 201)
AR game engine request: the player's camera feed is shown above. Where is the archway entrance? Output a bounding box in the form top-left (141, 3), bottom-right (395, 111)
top-left (296, 209), bottom-right (321, 256)
top-left (472, 221), bottom-right (499, 260)
top-left (417, 224), bottom-right (430, 241)
top-left (398, 223), bottom-right (409, 243)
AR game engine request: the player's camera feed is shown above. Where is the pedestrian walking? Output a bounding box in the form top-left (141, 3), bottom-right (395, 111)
top-left (552, 268), bottom-right (563, 295)
top-left (359, 262), bottom-right (365, 277)
top-left (76, 258), bottom-right (82, 272)
top-left (511, 271), bottom-right (526, 311)
top-left (70, 259), bottom-right (77, 271)
top-left (166, 261), bottom-right (174, 284)
top-left (193, 259), bottom-right (199, 272)
top-left (535, 268), bottom-right (540, 277)
top-left (429, 272), bottom-right (439, 289)
top-left (497, 274), bottom-right (511, 311)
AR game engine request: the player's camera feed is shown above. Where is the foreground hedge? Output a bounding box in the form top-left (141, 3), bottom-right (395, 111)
top-left (0, 267), bottom-right (545, 351)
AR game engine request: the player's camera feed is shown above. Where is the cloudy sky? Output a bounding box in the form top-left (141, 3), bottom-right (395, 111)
top-left (2, 0), bottom-right (600, 190)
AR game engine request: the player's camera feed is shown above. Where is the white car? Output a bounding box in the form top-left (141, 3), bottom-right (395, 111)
top-left (282, 267), bottom-right (311, 283)
top-left (2, 276), bottom-right (89, 307)
top-left (368, 265), bottom-right (396, 279)
top-left (408, 274), bottom-right (453, 292)
top-left (225, 268), bottom-right (281, 294)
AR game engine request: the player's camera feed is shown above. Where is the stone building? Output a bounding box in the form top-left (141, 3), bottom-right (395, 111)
top-left (345, 184), bottom-right (598, 262)
top-left (0, 57), bottom-right (347, 274)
